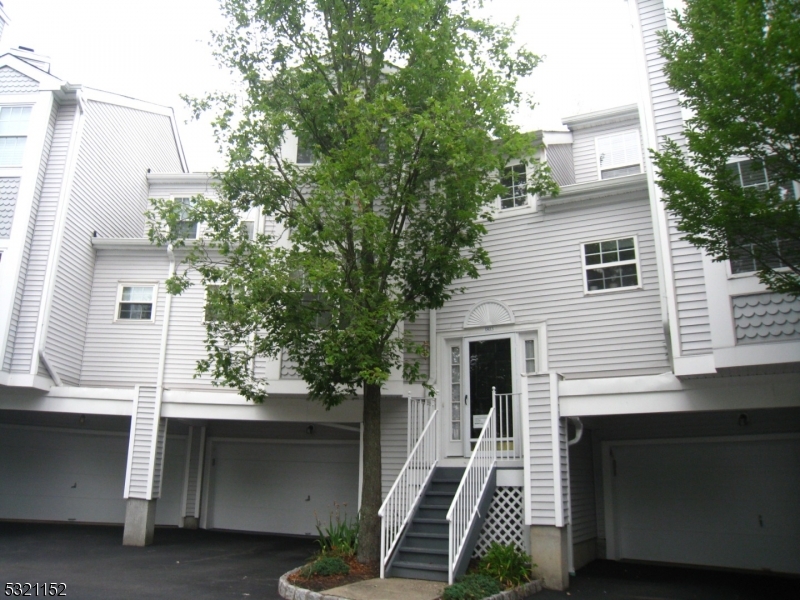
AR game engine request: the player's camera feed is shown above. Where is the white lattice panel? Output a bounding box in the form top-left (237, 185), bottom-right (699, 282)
top-left (473, 486), bottom-right (525, 557)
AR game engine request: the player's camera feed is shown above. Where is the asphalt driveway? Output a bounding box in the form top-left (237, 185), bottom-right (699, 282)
top-left (0, 522), bottom-right (317, 599)
top-left (536, 559), bottom-right (800, 600)
top-left (2, 523), bottom-right (799, 599)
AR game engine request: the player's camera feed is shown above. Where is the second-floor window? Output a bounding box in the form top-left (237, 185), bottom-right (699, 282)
top-left (500, 163), bottom-right (527, 209)
top-left (582, 236), bottom-right (640, 292)
top-left (117, 285), bottom-right (156, 321)
top-left (596, 130), bottom-right (641, 180)
top-left (0, 106), bottom-right (32, 167)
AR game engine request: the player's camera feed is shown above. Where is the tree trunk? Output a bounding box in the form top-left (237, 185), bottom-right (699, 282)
top-left (357, 382), bottom-right (382, 564)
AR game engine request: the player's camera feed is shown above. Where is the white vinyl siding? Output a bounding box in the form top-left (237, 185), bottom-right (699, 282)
top-left (527, 375), bottom-right (556, 525)
top-left (80, 250), bottom-right (167, 386)
top-left (381, 397), bottom-right (408, 498)
top-left (45, 100), bottom-right (183, 385)
top-left (437, 193), bottom-right (669, 379)
top-left (4, 102), bottom-right (63, 373)
top-left (636, 0), bottom-right (712, 356)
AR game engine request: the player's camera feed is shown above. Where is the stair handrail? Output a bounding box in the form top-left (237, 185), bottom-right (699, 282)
top-left (378, 408), bottom-right (438, 578)
top-left (408, 394), bottom-right (436, 453)
top-left (446, 406), bottom-right (497, 584)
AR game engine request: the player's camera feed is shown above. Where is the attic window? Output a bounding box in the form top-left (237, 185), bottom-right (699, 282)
top-left (500, 164), bottom-right (527, 209)
top-left (596, 130), bottom-right (641, 180)
top-left (0, 106), bottom-right (32, 167)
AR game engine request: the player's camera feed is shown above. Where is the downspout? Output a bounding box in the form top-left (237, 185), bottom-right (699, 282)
top-left (146, 244), bottom-right (175, 500)
top-left (156, 244), bottom-right (175, 394)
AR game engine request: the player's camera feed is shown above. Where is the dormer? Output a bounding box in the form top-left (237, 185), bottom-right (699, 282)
top-left (561, 104), bottom-right (643, 185)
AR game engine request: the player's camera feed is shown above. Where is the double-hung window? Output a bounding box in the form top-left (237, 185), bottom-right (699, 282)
top-left (0, 106), bottom-right (32, 167)
top-left (173, 197), bottom-right (198, 239)
top-left (582, 236), bottom-right (640, 292)
top-left (726, 159), bottom-right (799, 274)
top-left (499, 164), bottom-right (527, 209)
top-left (116, 285), bottom-right (157, 321)
top-left (596, 130), bottom-right (641, 180)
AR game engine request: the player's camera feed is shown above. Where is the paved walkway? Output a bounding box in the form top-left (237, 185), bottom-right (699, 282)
top-left (325, 578), bottom-right (445, 600)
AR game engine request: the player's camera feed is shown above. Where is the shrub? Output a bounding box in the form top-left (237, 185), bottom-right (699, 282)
top-left (442, 574), bottom-right (502, 600)
top-left (315, 504), bottom-right (358, 557)
top-left (301, 555), bottom-right (350, 577)
top-left (477, 542), bottom-right (532, 588)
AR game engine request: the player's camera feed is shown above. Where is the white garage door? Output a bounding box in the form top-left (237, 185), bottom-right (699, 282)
top-left (205, 440), bottom-right (359, 536)
top-left (608, 436), bottom-right (800, 574)
top-left (0, 425), bottom-right (185, 526)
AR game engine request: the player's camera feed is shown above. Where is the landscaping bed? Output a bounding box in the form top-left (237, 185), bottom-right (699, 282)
top-left (286, 555), bottom-right (378, 592)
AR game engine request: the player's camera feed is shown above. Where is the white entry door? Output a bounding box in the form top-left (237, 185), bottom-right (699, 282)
top-left (606, 436), bottom-right (800, 574)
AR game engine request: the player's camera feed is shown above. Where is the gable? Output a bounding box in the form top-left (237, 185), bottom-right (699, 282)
top-left (0, 66), bottom-right (39, 94)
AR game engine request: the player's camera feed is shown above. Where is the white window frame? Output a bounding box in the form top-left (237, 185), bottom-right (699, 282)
top-left (0, 105), bottom-right (33, 168)
top-left (581, 235), bottom-right (642, 295)
top-left (114, 283), bottom-right (158, 322)
top-left (172, 195), bottom-right (200, 239)
top-left (498, 162), bottom-right (530, 211)
top-left (521, 333), bottom-right (538, 375)
top-left (725, 159), bottom-right (798, 277)
top-left (240, 219), bottom-right (255, 240)
top-left (595, 129), bottom-right (642, 180)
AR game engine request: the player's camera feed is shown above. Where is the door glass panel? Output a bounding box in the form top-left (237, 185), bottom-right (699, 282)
top-left (450, 346), bottom-right (461, 441)
top-left (468, 338), bottom-right (511, 439)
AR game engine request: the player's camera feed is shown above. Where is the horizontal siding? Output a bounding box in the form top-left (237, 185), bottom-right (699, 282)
top-left (163, 270), bottom-right (219, 388)
top-left (46, 100), bottom-right (183, 385)
top-left (437, 193), bottom-right (669, 378)
top-left (80, 249), bottom-right (168, 386)
top-left (572, 118), bottom-right (643, 184)
top-left (404, 309), bottom-right (430, 381)
top-left (128, 386), bottom-right (157, 499)
top-left (8, 104), bottom-right (74, 374)
top-left (569, 431), bottom-right (596, 544)
top-left (637, 0), bottom-right (711, 355)
top-left (2, 177), bottom-right (25, 371)
top-left (528, 375), bottom-right (555, 525)
top-left (381, 397), bottom-right (407, 499)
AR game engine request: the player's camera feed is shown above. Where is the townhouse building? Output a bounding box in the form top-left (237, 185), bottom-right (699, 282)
top-left (1, 0), bottom-right (798, 592)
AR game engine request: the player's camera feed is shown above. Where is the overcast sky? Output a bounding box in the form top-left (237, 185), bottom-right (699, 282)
top-left (2, 0), bottom-right (639, 172)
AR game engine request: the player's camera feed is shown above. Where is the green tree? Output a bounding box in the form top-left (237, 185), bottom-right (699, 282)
top-left (148, 0), bottom-right (554, 563)
top-left (652, 0), bottom-right (800, 295)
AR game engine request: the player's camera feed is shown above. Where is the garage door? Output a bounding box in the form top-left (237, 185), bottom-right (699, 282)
top-left (205, 440), bottom-right (359, 536)
top-left (608, 436), bottom-right (800, 574)
top-left (0, 425), bottom-right (185, 526)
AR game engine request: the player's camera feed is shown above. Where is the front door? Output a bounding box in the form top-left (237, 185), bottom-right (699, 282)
top-left (464, 337), bottom-right (512, 454)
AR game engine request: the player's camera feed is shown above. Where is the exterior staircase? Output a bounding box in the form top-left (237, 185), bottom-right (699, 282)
top-left (388, 467), bottom-right (464, 581)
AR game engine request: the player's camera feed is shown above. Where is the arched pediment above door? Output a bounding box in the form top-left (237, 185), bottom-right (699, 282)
top-left (463, 300), bottom-right (515, 329)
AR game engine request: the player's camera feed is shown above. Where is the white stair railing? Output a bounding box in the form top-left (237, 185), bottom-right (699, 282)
top-left (491, 388), bottom-right (522, 460)
top-left (446, 407), bottom-right (497, 584)
top-left (407, 394), bottom-right (436, 453)
top-left (378, 408), bottom-right (438, 578)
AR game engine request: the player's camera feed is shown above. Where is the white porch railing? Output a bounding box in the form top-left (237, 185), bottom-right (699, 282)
top-left (446, 407), bottom-right (497, 584)
top-left (408, 394), bottom-right (436, 453)
top-left (378, 408), bottom-right (438, 579)
top-left (491, 388), bottom-right (522, 460)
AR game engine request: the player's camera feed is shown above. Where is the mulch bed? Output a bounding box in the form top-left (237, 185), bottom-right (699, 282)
top-left (287, 555), bottom-right (379, 592)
